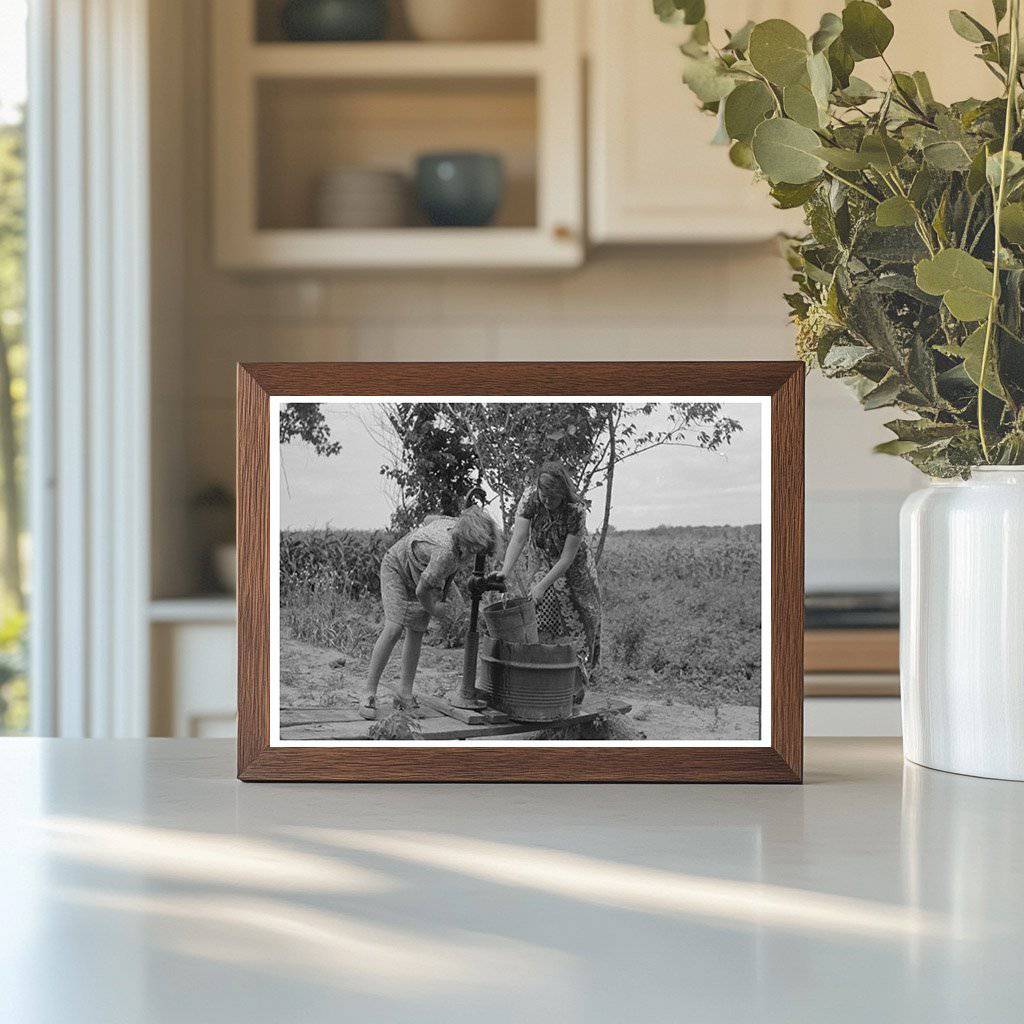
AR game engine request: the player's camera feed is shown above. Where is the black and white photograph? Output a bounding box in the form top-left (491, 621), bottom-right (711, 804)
top-left (270, 396), bottom-right (770, 745)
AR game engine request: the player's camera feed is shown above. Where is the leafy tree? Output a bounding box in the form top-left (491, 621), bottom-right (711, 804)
top-left (279, 402), bottom-right (341, 456)
top-left (0, 115), bottom-right (25, 610)
top-left (379, 404), bottom-right (479, 533)
top-left (381, 402), bottom-right (741, 560)
top-left (0, 108), bottom-right (27, 733)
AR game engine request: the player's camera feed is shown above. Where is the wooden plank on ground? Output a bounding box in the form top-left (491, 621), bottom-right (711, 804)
top-left (279, 694), bottom-right (633, 742)
top-left (281, 707), bottom-right (364, 726)
top-left (416, 693), bottom-right (487, 725)
top-left (479, 707), bottom-right (510, 724)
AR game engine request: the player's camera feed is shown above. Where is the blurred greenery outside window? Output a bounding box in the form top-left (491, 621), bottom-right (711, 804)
top-left (0, 1), bottom-right (28, 734)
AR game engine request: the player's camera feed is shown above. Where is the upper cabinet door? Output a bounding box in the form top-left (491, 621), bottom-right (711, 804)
top-left (587, 1), bottom-right (1003, 245)
top-left (588, 1), bottom-right (811, 243)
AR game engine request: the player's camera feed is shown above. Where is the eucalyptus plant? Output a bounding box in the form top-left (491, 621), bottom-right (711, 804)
top-left (659, 0), bottom-right (1024, 474)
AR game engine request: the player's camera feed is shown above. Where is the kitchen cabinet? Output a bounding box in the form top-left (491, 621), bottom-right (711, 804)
top-left (587, 1), bottom-right (812, 243)
top-left (587, 0), bottom-right (999, 244)
top-left (212, 0), bottom-right (583, 269)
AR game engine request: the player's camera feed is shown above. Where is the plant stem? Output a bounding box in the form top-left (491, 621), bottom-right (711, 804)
top-left (821, 167), bottom-right (879, 203)
top-left (979, 0), bottom-right (1021, 463)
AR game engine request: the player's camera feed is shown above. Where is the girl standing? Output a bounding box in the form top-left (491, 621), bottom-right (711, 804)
top-left (361, 507), bottom-right (501, 720)
top-left (501, 461), bottom-right (602, 686)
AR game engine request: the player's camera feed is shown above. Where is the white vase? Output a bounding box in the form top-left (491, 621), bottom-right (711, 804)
top-left (900, 467), bottom-right (1024, 780)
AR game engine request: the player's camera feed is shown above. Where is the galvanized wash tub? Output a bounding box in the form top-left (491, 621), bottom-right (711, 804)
top-left (479, 636), bottom-right (577, 722)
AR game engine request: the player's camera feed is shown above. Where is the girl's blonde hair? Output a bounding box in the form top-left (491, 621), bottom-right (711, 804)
top-left (452, 506), bottom-right (502, 559)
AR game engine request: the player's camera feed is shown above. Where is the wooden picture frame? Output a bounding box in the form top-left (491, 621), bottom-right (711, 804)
top-left (237, 362), bottom-right (804, 782)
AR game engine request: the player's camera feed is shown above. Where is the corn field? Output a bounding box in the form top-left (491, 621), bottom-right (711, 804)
top-left (279, 523), bottom-right (762, 708)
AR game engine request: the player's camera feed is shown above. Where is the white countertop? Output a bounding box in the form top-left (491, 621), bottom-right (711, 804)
top-left (2, 738), bottom-right (1021, 1023)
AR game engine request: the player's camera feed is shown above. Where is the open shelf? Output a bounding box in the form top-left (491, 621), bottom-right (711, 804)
top-left (254, 0), bottom-right (538, 45)
top-left (213, 0), bottom-right (581, 268)
top-left (257, 76), bottom-right (537, 232)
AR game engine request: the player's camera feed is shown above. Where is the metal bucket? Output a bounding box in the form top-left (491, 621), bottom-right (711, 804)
top-left (481, 596), bottom-right (539, 644)
top-left (479, 636), bottom-right (576, 721)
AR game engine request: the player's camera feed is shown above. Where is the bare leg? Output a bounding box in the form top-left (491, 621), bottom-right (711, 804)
top-left (399, 629), bottom-right (425, 701)
top-left (365, 622), bottom-right (404, 698)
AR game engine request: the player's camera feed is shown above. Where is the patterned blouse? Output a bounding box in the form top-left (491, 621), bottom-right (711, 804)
top-left (516, 488), bottom-right (588, 563)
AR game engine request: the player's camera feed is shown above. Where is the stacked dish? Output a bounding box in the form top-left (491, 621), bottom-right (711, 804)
top-left (314, 167), bottom-right (409, 228)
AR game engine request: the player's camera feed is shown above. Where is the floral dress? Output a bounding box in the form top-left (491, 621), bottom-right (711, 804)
top-left (515, 487), bottom-right (602, 672)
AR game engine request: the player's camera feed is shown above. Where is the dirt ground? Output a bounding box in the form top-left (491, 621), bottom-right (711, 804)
top-left (280, 636), bottom-right (760, 742)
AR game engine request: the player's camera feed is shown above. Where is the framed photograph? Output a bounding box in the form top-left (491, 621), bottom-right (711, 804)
top-left (237, 362), bottom-right (804, 782)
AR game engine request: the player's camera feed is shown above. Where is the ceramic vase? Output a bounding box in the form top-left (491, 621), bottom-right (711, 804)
top-left (900, 467), bottom-right (1024, 780)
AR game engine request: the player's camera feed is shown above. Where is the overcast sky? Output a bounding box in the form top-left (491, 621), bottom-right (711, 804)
top-left (278, 400), bottom-right (763, 532)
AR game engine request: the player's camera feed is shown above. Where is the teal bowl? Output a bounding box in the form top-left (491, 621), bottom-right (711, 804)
top-left (280, 0), bottom-right (388, 42)
top-left (415, 152), bottom-right (505, 228)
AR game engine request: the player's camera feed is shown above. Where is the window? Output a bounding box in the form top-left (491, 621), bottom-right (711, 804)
top-left (0, 0), bottom-right (28, 734)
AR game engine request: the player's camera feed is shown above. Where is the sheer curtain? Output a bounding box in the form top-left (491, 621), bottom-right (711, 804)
top-left (28, 0), bottom-right (151, 736)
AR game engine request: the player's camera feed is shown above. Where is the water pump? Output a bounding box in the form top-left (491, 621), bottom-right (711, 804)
top-left (451, 551), bottom-right (506, 709)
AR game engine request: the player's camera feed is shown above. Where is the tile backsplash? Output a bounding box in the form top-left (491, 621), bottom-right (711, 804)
top-left (170, 247), bottom-right (918, 595)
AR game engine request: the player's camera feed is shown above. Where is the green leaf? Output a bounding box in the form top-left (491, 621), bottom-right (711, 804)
top-left (986, 150), bottom-right (1024, 190)
top-left (1000, 202), bottom-right (1024, 242)
top-left (912, 71), bottom-right (935, 105)
top-left (885, 419), bottom-right (963, 443)
top-left (915, 249), bottom-right (994, 321)
top-left (770, 179), bottom-right (820, 209)
top-left (967, 143), bottom-right (993, 193)
top-left (958, 324), bottom-right (1007, 398)
top-left (932, 190), bottom-right (950, 247)
top-left (710, 108), bottom-right (731, 145)
top-left (654, 0), bottom-right (705, 25)
top-left (814, 145), bottom-right (872, 170)
top-left (653, 0), bottom-right (677, 23)
top-left (909, 165), bottom-right (936, 205)
top-left (681, 0), bottom-right (705, 25)
top-left (681, 55), bottom-right (736, 103)
top-left (874, 439), bottom-right (922, 455)
top-left (948, 10), bottom-right (993, 44)
top-left (923, 141), bottom-right (973, 171)
top-left (827, 35), bottom-right (855, 89)
top-left (875, 196), bottom-right (918, 228)
top-left (862, 375), bottom-right (902, 409)
top-left (748, 19), bottom-right (810, 87)
top-left (836, 75), bottom-right (877, 104)
top-left (783, 83), bottom-right (822, 128)
top-left (728, 140), bottom-right (757, 169)
top-left (860, 133), bottom-right (905, 172)
top-left (892, 72), bottom-right (919, 102)
top-left (724, 20), bottom-right (755, 53)
top-left (810, 12), bottom-right (843, 54)
top-left (807, 51), bottom-right (833, 110)
top-left (723, 81), bottom-right (775, 143)
top-left (752, 117), bottom-right (827, 184)
top-left (842, 1), bottom-right (894, 59)
top-left (689, 20), bottom-right (710, 46)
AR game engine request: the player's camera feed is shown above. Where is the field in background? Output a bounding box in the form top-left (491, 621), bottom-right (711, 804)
top-left (279, 523), bottom-right (761, 739)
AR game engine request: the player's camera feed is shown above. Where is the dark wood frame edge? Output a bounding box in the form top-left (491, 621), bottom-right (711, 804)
top-left (237, 362), bottom-right (804, 782)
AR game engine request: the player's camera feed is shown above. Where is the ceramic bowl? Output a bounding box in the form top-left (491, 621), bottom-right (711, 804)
top-left (415, 152), bottom-right (504, 227)
top-left (281, 0), bottom-right (388, 42)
